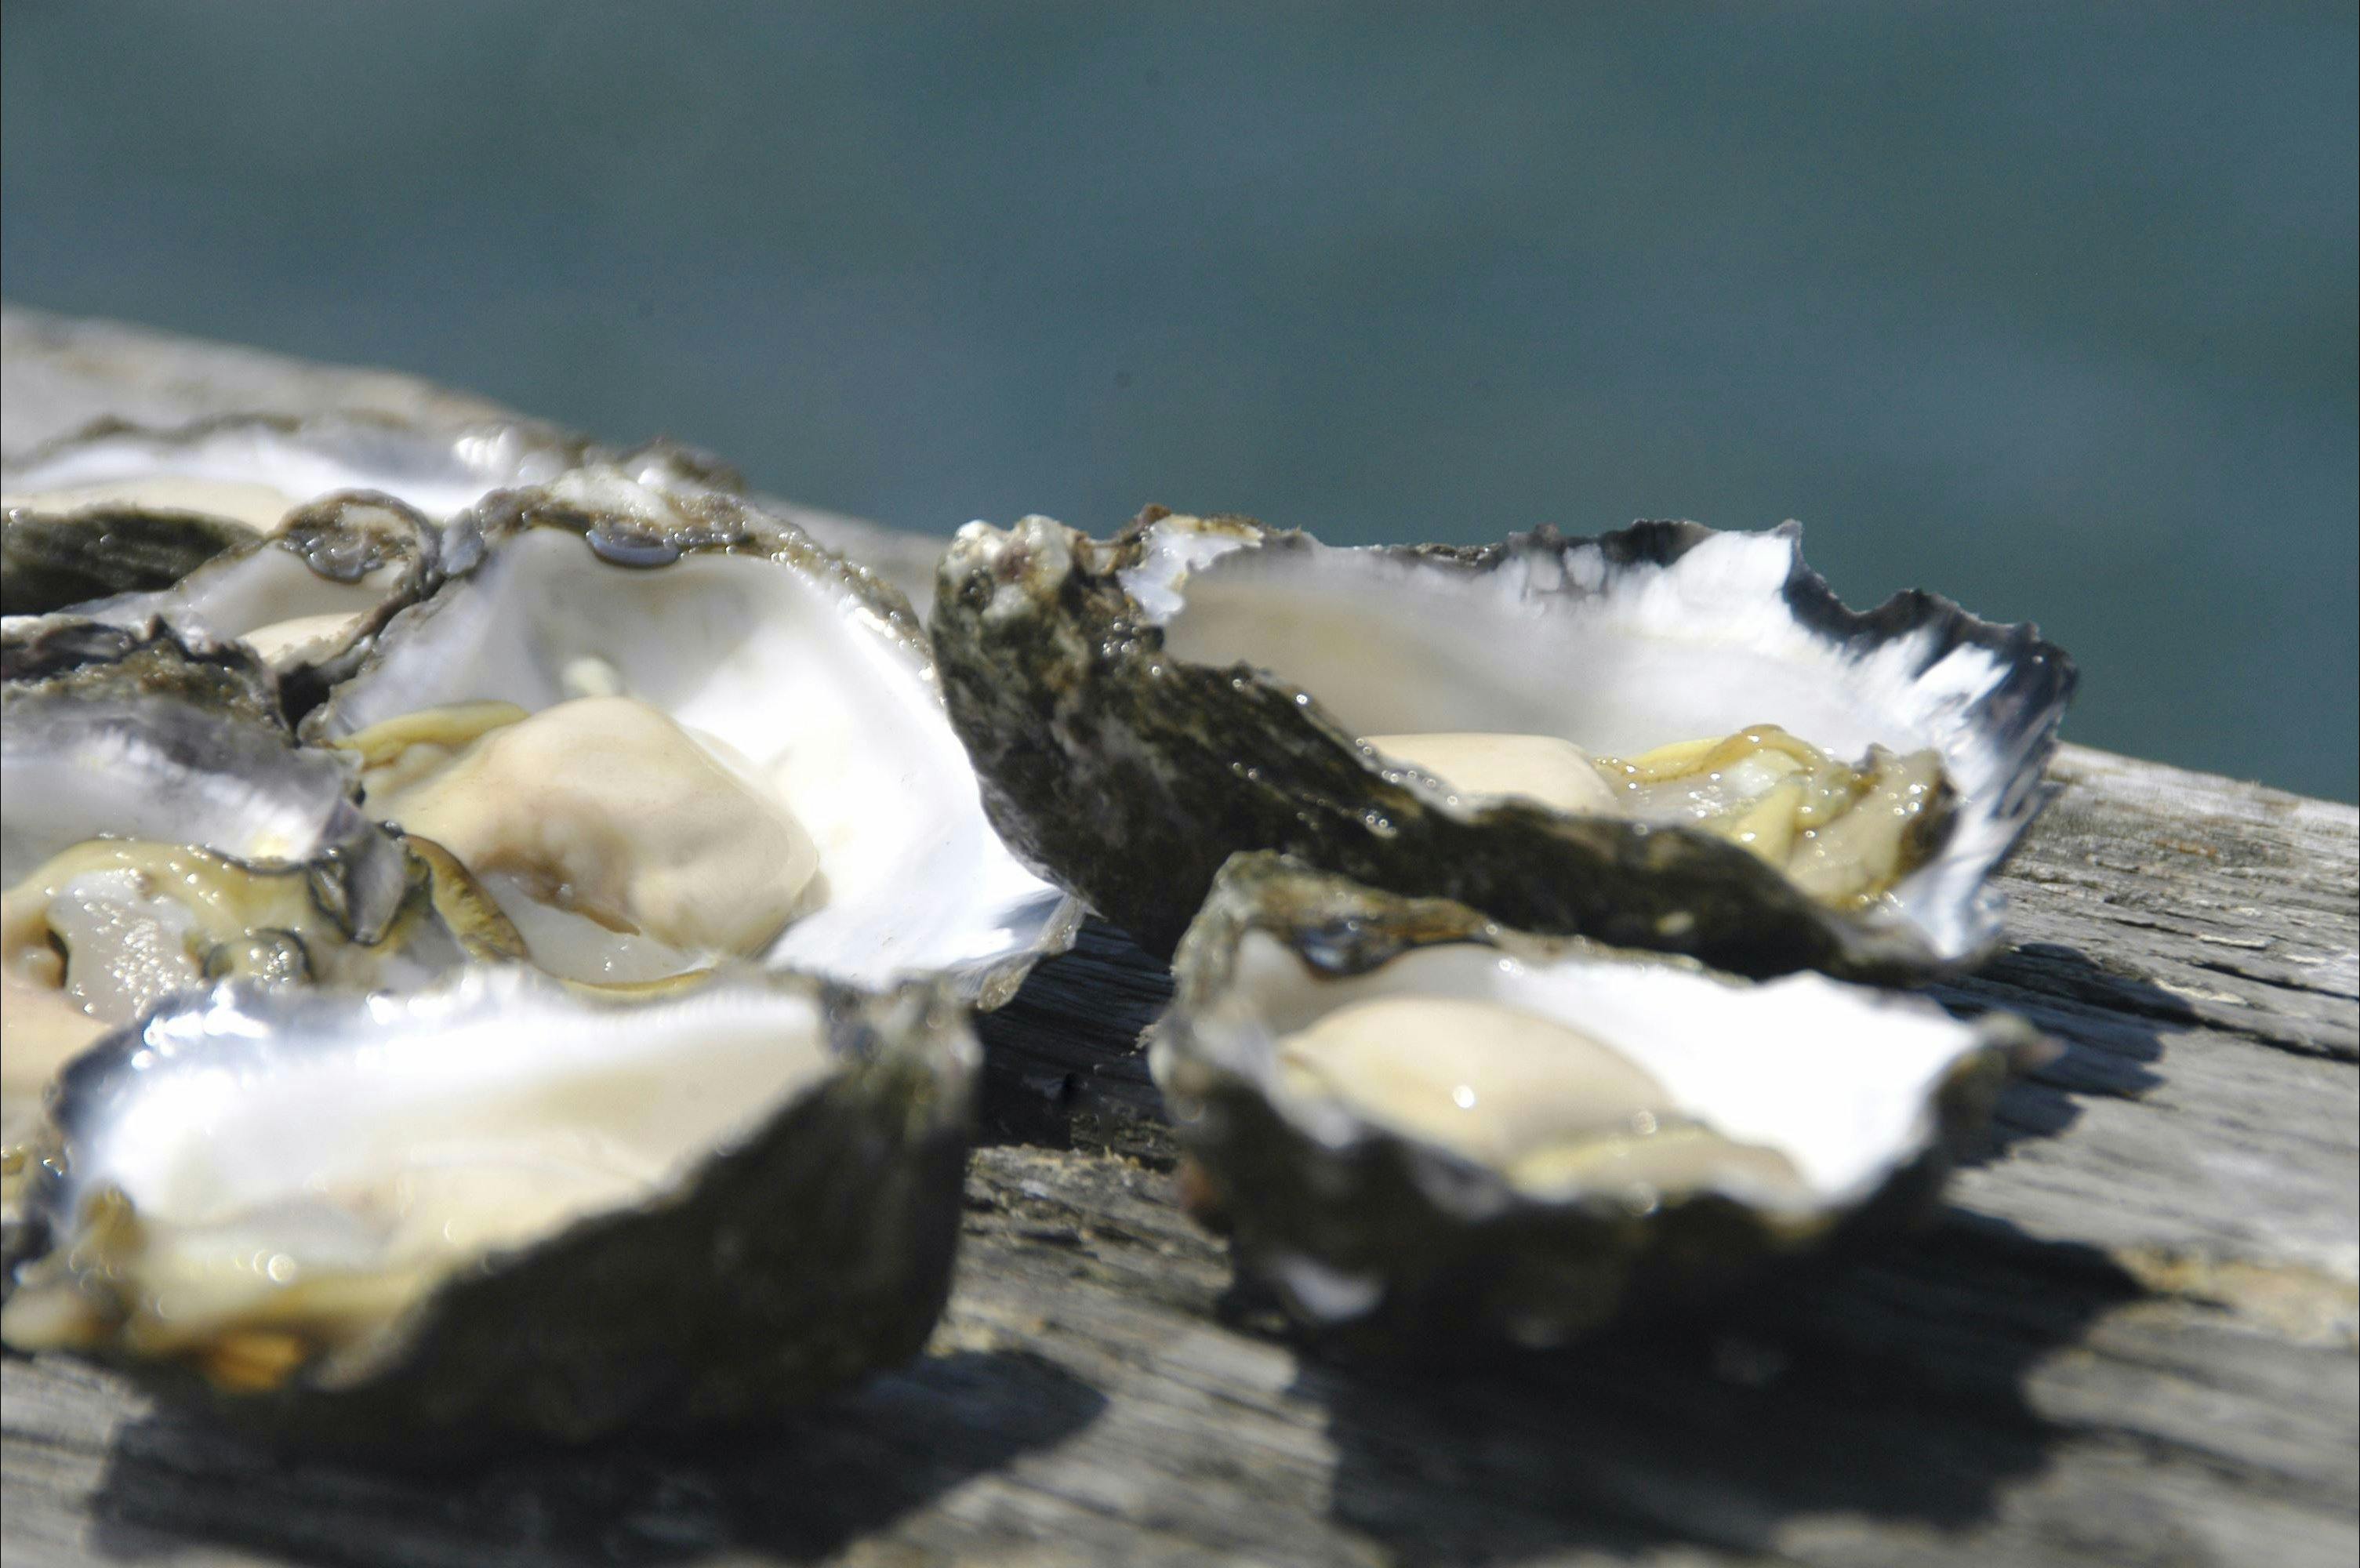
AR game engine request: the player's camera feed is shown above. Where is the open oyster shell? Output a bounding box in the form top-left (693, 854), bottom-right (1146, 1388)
top-left (2, 621), bottom-right (516, 1276)
top-left (931, 510), bottom-right (2075, 980)
top-left (2, 964), bottom-right (977, 1450)
top-left (1153, 854), bottom-right (2043, 1346)
top-left (305, 470), bottom-right (1077, 1004)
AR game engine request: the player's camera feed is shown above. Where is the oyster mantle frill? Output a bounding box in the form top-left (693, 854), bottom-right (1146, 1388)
top-left (931, 510), bottom-right (2075, 979)
top-left (1151, 854), bottom-right (2045, 1343)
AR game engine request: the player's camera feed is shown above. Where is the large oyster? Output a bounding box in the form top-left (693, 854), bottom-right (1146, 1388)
top-left (1153, 854), bottom-right (2043, 1345)
top-left (931, 510), bottom-right (2075, 979)
top-left (1, 965), bottom-right (976, 1449)
top-left (305, 470), bottom-right (1077, 1004)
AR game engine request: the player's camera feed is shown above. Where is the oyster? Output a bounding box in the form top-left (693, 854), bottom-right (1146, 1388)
top-left (1, 622), bottom-right (512, 1168)
top-left (931, 510), bottom-right (2075, 979)
top-left (1, 965), bottom-right (976, 1449)
top-left (305, 470), bottom-right (1077, 1003)
top-left (1153, 854), bottom-right (2043, 1344)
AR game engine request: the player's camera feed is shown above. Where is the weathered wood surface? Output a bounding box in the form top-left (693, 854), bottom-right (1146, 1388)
top-left (3, 307), bottom-right (2355, 1568)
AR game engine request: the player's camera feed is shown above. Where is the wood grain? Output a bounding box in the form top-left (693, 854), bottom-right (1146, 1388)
top-left (4, 306), bottom-right (2354, 1567)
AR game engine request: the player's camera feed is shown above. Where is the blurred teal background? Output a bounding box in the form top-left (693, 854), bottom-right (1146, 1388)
top-left (4, 3), bottom-right (2354, 799)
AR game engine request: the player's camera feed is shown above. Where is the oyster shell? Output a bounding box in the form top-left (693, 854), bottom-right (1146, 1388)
top-left (1153, 854), bottom-right (2043, 1345)
top-left (1, 619), bottom-right (353, 883)
top-left (306, 470), bottom-right (1077, 1003)
top-left (1, 622), bottom-right (515, 1272)
top-left (69, 490), bottom-right (447, 719)
top-left (1, 964), bottom-right (976, 1450)
top-left (931, 510), bottom-right (2075, 979)
top-left (0, 412), bottom-right (732, 620)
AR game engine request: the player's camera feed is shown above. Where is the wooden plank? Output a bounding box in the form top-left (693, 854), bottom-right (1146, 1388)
top-left (4, 307), bottom-right (2354, 1567)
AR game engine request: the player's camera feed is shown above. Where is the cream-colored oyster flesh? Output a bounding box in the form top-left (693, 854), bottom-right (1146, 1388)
top-left (0, 837), bottom-right (477, 1136)
top-left (1214, 926), bottom-right (1993, 1213)
top-left (338, 697), bottom-right (821, 982)
top-left (1595, 726), bottom-right (1948, 902)
top-left (1274, 995), bottom-right (1812, 1203)
top-left (1362, 722), bottom-right (1947, 904)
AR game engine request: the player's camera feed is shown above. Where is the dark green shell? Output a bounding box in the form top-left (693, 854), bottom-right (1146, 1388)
top-left (928, 512), bottom-right (2075, 982)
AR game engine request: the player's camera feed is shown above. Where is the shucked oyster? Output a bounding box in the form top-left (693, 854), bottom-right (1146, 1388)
top-left (2, 965), bottom-right (976, 1449)
top-left (0, 622), bottom-right (512, 1268)
top-left (306, 470), bottom-right (1077, 1003)
top-left (1153, 854), bottom-right (2043, 1344)
top-left (931, 510), bottom-right (2075, 979)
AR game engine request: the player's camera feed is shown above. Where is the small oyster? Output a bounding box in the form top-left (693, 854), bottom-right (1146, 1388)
top-left (1153, 854), bottom-right (2043, 1345)
top-left (2, 965), bottom-right (976, 1449)
top-left (931, 510), bottom-right (2075, 979)
top-left (306, 470), bottom-right (1077, 1003)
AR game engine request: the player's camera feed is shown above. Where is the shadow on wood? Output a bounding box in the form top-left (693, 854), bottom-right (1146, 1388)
top-left (1304, 1215), bottom-right (2146, 1564)
top-left (1936, 940), bottom-right (2172, 1154)
top-left (85, 1348), bottom-right (1106, 1568)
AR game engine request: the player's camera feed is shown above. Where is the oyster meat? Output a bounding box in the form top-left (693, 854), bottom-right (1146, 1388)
top-left (2, 965), bottom-right (976, 1448)
top-left (305, 470), bottom-right (1076, 1002)
top-left (1153, 854), bottom-right (2044, 1343)
top-left (931, 510), bottom-right (2074, 979)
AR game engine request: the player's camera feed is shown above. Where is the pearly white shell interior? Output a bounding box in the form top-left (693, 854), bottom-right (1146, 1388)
top-left (1126, 521), bottom-right (2039, 961)
top-left (318, 528), bottom-right (1068, 996)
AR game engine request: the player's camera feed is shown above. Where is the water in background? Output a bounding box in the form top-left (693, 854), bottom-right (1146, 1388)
top-left (5, 3), bottom-right (2353, 799)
